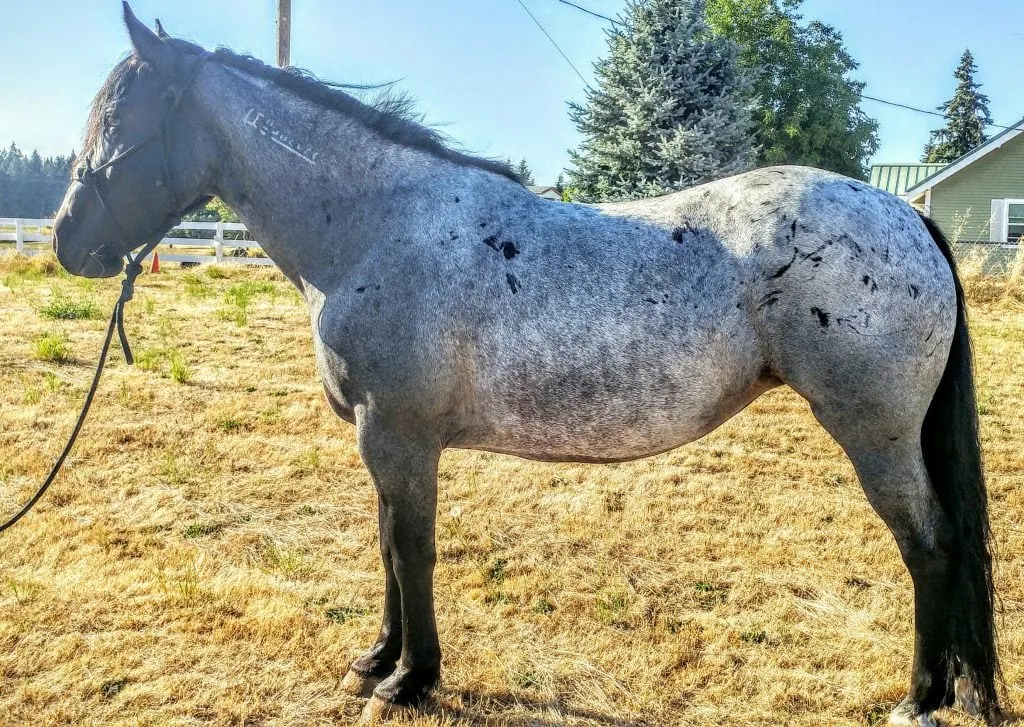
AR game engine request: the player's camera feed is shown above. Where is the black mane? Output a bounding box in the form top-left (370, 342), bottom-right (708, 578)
top-left (210, 49), bottom-right (518, 181)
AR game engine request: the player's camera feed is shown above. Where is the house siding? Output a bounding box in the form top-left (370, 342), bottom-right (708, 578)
top-left (929, 131), bottom-right (1024, 241)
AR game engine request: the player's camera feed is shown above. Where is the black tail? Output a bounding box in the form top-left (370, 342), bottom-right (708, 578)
top-left (918, 213), bottom-right (1002, 718)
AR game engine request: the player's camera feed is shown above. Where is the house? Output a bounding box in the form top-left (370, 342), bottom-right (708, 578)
top-left (869, 116), bottom-right (1024, 243)
top-left (528, 185), bottom-right (562, 201)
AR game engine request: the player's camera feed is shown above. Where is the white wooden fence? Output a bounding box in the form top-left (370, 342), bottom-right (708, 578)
top-left (0, 218), bottom-right (274, 267)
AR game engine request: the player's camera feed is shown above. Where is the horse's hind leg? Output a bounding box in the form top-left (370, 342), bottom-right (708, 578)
top-left (810, 413), bottom-right (955, 726)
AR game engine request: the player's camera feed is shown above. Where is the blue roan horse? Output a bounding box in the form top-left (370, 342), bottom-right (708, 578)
top-left (49, 5), bottom-right (1002, 725)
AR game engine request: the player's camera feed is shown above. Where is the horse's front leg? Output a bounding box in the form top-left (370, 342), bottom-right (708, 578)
top-left (340, 495), bottom-right (404, 697)
top-left (347, 415), bottom-right (442, 719)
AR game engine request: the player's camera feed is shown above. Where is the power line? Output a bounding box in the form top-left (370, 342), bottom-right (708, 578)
top-left (861, 94), bottom-right (1024, 133)
top-left (552, 0), bottom-right (614, 24)
top-left (512, 0), bottom-right (590, 87)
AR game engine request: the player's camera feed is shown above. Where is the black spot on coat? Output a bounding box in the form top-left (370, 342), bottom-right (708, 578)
top-left (505, 272), bottom-right (520, 294)
top-left (811, 307), bottom-right (830, 327)
top-left (771, 248), bottom-right (798, 278)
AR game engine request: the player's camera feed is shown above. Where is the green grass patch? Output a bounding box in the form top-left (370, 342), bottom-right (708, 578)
top-left (32, 333), bottom-right (71, 363)
top-left (39, 293), bottom-right (101, 320)
top-left (218, 281), bottom-right (279, 327)
top-left (183, 522), bottom-right (222, 539)
top-left (324, 604), bottom-right (373, 624)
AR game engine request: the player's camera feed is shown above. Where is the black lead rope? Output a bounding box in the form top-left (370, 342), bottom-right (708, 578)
top-left (0, 241), bottom-right (158, 533)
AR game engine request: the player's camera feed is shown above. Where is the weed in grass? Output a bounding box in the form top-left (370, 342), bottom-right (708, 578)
top-left (33, 332), bottom-right (70, 363)
top-left (596, 590), bottom-right (630, 626)
top-left (152, 558), bottom-right (204, 605)
top-left (218, 418), bottom-right (243, 433)
top-left (694, 581), bottom-right (728, 608)
top-left (532, 597), bottom-right (555, 614)
top-left (8, 578), bottom-right (41, 605)
top-left (100, 678), bottom-right (128, 700)
top-left (324, 604), bottom-right (372, 624)
top-left (39, 292), bottom-right (101, 320)
top-left (219, 281), bottom-right (278, 327)
top-left (259, 407), bottom-right (281, 424)
top-left (206, 266), bottom-right (229, 280)
top-left (159, 452), bottom-right (188, 486)
top-left (257, 541), bottom-right (306, 578)
top-left (169, 352), bottom-right (192, 384)
top-left (294, 447), bottom-right (320, 473)
top-left (512, 668), bottom-right (543, 690)
top-left (183, 522), bottom-right (222, 539)
top-left (865, 705), bottom-right (889, 725)
top-left (23, 387), bottom-right (41, 404)
top-left (487, 557), bottom-right (508, 584)
top-left (740, 629), bottom-right (768, 645)
top-left (43, 371), bottom-right (62, 392)
top-left (182, 273), bottom-right (212, 299)
top-left (118, 380), bottom-right (131, 406)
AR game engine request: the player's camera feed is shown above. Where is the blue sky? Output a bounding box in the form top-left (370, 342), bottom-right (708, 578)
top-left (1, 0), bottom-right (1022, 184)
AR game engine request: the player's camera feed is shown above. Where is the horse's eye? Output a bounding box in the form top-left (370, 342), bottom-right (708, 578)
top-left (102, 112), bottom-right (119, 135)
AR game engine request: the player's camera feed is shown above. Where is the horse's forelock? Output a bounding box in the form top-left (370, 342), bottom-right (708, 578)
top-left (82, 54), bottom-right (147, 167)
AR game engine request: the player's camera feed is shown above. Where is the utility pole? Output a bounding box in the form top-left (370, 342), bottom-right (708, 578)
top-left (277, 0), bottom-right (291, 68)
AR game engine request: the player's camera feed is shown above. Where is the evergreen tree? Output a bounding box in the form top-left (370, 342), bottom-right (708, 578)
top-left (567, 0), bottom-right (754, 202)
top-left (555, 172), bottom-right (565, 194)
top-left (922, 49), bottom-right (991, 163)
top-left (515, 158), bottom-right (536, 186)
top-left (705, 0), bottom-right (878, 179)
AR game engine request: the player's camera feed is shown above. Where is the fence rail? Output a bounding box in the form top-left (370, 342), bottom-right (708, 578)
top-left (0, 217), bottom-right (1018, 271)
top-left (0, 217), bottom-right (274, 266)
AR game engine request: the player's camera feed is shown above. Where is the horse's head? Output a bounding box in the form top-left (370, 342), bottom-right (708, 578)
top-left (53, 3), bottom-right (213, 277)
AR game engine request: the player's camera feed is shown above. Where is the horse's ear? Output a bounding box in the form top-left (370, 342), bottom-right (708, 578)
top-left (155, 19), bottom-right (169, 39)
top-left (122, 2), bottom-right (172, 70)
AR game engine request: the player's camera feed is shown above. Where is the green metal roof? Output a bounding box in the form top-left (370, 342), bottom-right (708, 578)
top-left (869, 164), bottom-right (948, 196)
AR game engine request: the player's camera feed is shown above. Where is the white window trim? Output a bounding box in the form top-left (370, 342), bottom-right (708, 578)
top-left (1003, 199), bottom-right (1024, 243)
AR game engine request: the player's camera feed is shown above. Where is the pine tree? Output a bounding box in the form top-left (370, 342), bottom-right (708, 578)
top-left (515, 158), bottom-right (536, 186)
top-left (922, 49), bottom-right (991, 163)
top-left (567, 0), bottom-right (754, 202)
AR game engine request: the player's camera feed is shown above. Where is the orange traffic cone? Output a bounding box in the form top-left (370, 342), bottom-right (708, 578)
top-left (150, 251), bottom-right (160, 273)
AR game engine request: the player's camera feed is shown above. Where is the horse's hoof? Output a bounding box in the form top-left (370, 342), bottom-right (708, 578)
top-left (889, 701), bottom-right (938, 727)
top-left (341, 669), bottom-right (382, 698)
top-left (359, 696), bottom-right (414, 724)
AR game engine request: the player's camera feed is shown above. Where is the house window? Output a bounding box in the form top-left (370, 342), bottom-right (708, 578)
top-left (1008, 202), bottom-right (1024, 243)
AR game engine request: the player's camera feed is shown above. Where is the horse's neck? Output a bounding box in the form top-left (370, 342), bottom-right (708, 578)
top-left (199, 68), bottom-right (416, 292)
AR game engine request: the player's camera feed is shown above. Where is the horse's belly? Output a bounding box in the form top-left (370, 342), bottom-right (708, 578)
top-left (456, 322), bottom-right (768, 462)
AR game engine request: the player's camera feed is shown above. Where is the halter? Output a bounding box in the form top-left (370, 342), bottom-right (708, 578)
top-left (0, 51), bottom-right (213, 534)
top-left (73, 50), bottom-right (213, 254)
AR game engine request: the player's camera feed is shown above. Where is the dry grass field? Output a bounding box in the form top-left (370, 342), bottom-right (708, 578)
top-left (0, 252), bottom-right (1021, 726)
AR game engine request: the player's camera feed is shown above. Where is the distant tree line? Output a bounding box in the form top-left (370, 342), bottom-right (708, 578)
top-left (0, 144), bottom-right (74, 217)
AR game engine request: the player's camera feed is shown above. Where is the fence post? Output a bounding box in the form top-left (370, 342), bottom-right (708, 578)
top-left (15, 219), bottom-right (24, 254)
top-left (215, 221), bottom-right (224, 263)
